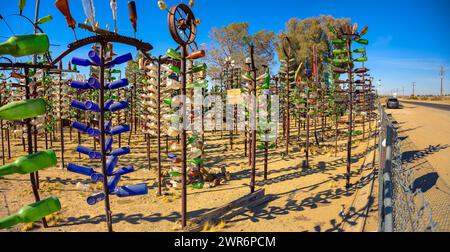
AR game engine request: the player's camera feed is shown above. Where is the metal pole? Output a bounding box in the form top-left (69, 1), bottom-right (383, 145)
top-left (180, 45), bottom-right (188, 228)
top-left (59, 73), bottom-right (65, 169)
top-left (250, 45), bottom-right (257, 193)
top-left (346, 37), bottom-right (353, 189)
top-left (285, 54), bottom-right (290, 156)
top-left (25, 67), bottom-right (48, 228)
top-left (383, 124), bottom-right (394, 232)
top-left (157, 56), bottom-right (162, 196)
top-left (99, 42), bottom-right (113, 232)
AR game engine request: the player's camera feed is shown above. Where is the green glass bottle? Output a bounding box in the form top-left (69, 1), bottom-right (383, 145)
top-left (170, 171), bottom-right (182, 177)
top-left (37, 15), bottom-right (53, 25)
top-left (0, 150), bottom-right (57, 177)
top-left (333, 49), bottom-right (349, 55)
top-left (192, 63), bottom-right (207, 73)
top-left (18, 0), bottom-right (26, 15)
top-left (353, 48), bottom-right (366, 54)
top-left (166, 48), bottom-right (181, 60)
top-left (0, 98), bottom-right (47, 121)
top-left (188, 79), bottom-right (208, 89)
top-left (188, 158), bottom-right (203, 165)
top-left (354, 38), bottom-right (369, 45)
top-left (169, 65), bottom-right (180, 74)
top-left (0, 196), bottom-right (61, 229)
top-left (242, 72), bottom-right (252, 81)
top-left (333, 58), bottom-right (350, 65)
top-left (332, 39), bottom-right (346, 45)
top-left (189, 183), bottom-right (204, 189)
top-left (354, 57), bottom-right (367, 62)
top-left (163, 98), bottom-right (173, 105)
top-left (0, 34), bottom-right (49, 57)
top-left (187, 135), bottom-right (198, 145)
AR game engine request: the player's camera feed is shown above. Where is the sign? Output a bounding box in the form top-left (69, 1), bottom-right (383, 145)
top-left (227, 89), bottom-right (242, 105)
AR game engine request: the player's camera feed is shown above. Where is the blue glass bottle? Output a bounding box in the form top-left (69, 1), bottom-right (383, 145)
top-left (71, 100), bottom-right (88, 111)
top-left (87, 192), bottom-right (106, 205)
top-left (112, 166), bottom-right (134, 176)
top-left (67, 163), bottom-right (95, 177)
top-left (88, 50), bottom-right (101, 66)
top-left (110, 147), bottom-right (130, 157)
top-left (108, 79), bottom-right (129, 90)
top-left (109, 101), bottom-right (128, 112)
top-left (72, 57), bottom-right (94, 67)
top-left (71, 80), bottom-right (90, 90)
top-left (113, 183), bottom-right (148, 197)
top-left (109, 125), bottom-right (130, 135)
top-left (87, 78), bottom-right (101, 89)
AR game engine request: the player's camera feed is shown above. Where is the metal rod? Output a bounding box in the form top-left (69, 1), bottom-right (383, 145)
top-left (157, 56), bottom-right (162, 197)
top-left (346, 38), bottom-right (354, 189)
top-left (180, 45), bottom-right (188, 228)
top-left (285, 54), bottom-right (290, 156)
top-left (24, 67), bottom-right (48, 228)
top-left (250, 45), bottom-right (257, 193)
top-left (99, 42), bottom-right (113, 232)
top-left (59, 73), bottom-right (65, 169)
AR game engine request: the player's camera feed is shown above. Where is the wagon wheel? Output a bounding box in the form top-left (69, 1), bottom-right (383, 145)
top-left (282, 36), bottom-right (293, 58)
top-left (189, 41), bottom-right (199, 53)
top-left (0, 56), bottom-right (14, 81)
top-left (167, 4), bottom-right (197, 46)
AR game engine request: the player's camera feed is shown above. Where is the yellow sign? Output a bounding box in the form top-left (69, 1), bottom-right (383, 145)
top-left (227, 89), bottom-right (242, 105)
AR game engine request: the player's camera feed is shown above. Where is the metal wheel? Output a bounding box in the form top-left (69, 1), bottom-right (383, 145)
top-left (167, 4), bottom-right (197, 46)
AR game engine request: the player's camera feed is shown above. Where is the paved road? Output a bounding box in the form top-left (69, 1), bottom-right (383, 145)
top-left (400, 100), bottom-right (450, 111)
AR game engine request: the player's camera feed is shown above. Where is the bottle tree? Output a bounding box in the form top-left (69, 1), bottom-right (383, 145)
top-left (140, 56), bottom-right (172, 195)
top-left (186, 56), bottom-right (207, 189)
top-left (279, 36), bottom-right (296, 156)
top-left (68, 49), bottom-right (148, 232)
top-left (256, 66), bottom-right (277, 180)
top-left (0, 83), bottom-right (57, 230)
top-left (330, 23), bottom-right (369, 188)
top-left (327, 65), bottom-right (346, 156)
top-left (303, 59), bottom-right (314, 168)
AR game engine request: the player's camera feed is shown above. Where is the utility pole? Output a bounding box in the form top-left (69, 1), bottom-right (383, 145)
top-left (441, 65), bottom-right (444, 97)
top-left (412, 82), bottom-right (416, 97)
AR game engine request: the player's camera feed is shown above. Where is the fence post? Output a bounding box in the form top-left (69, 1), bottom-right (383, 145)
top-left (377, 104), bottom-right (385, 232)
top-left (383, 124), bottom-right (394, 232)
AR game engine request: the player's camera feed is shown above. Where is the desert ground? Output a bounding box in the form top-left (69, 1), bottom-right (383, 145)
top-left (0, 117), bottom-right (379, 232)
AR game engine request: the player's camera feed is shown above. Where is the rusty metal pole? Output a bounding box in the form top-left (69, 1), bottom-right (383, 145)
top-left (305, 87), bottom-right (310, 167)
top-left (0, 89), bottom-right (4, 165)
top-left (157, 56), bottom-right (163, 196)
top-left (99, 42), bottom-right (113, 232)
top-left (180, 45), bottom-right (188, 228)
top-left (346, 38), bottom-right (354, 189)
top-left (250, 45), bottom-right (257, 193)
top-left (285, 54), bottom-right (290, 156)
top-left (24, 67), bottom-right (48, 228)
top-left (274, 76), bottom-right (279, 148)
top-left (59, 73), bottom-right (65, 169)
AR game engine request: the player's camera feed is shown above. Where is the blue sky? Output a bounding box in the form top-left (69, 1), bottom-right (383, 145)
top-left (1, 0), bottom-right (449, 95)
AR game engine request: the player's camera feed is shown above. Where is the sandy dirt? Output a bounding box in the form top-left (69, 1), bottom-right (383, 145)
top-left (0, 118), bottom-right (378, 232)
top-left (387, 103), bottom-right (450, 231)
top-left (387, 103), bottom-right (450, 184)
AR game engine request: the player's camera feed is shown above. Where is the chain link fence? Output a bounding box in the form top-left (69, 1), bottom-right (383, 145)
top-left (377, 104), bottom-right (438, 232)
